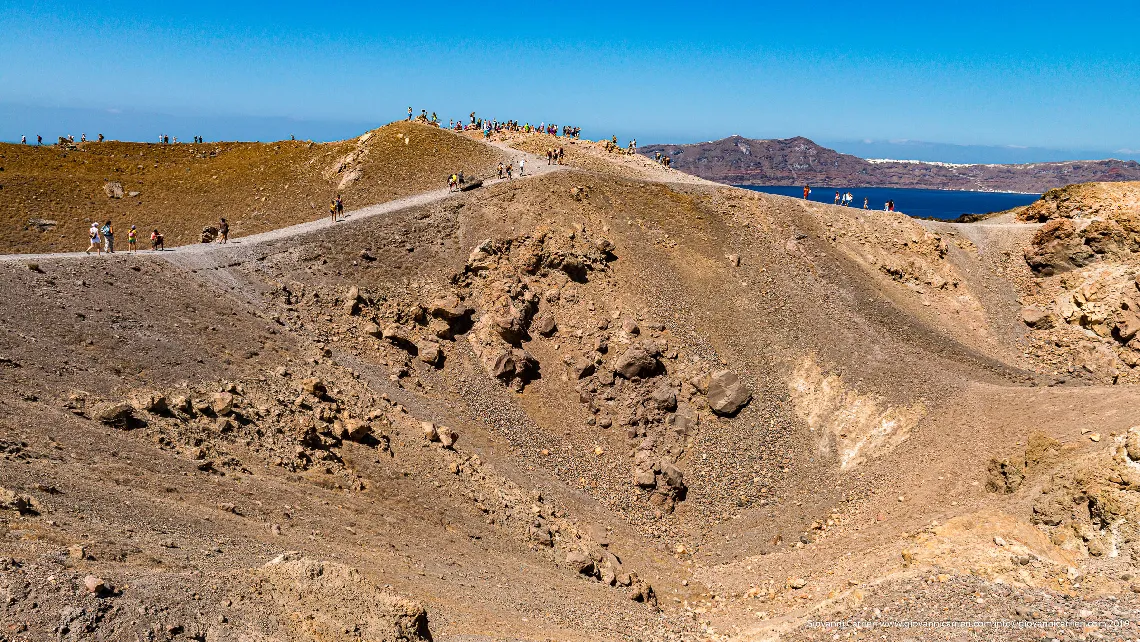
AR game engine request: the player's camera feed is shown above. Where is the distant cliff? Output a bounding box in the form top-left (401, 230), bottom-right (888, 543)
top-left (638, 136), bottom-right (1140, 193)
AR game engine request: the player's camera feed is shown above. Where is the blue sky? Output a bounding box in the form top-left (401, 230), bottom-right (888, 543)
top-left (2, 1), bottom-right (1139, 161)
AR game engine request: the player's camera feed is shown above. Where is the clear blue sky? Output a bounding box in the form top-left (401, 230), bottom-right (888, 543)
top-left (3, 0), bottom-right (1139, 160)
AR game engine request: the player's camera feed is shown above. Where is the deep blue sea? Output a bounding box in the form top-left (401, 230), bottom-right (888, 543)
top-left (737, 185), bottom-right (1041, 220)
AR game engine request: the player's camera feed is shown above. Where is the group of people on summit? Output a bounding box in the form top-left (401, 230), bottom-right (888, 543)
top-left (407, 107), bottom-right (582, 141)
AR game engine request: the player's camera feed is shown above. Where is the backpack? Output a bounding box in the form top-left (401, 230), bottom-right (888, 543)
top-left (101, 224), bottom-right (111, 236)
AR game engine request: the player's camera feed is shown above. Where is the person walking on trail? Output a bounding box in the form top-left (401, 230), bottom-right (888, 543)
top-left (863, 197), bottom-right (869, 209)
top-left (497, 162), bottom-right (504, 179)
top-left (218, 218), bottom-right (229, 244)
top-left (505, 163), bottom-right (513, 180)
top-left (21, 136), bottom-right (26, 144)
top-left (329, 200), bottom-right (338, 222)
top-left (407, 107), bottom-right (413, 121)
top-left (37, 135), bottom-right (42, 145)
top-left (518, 158), bottom-right (525, 176)
top-left (834, 191), bottom-right (840, 205)
top-left (335, 194), bottom-right (344, 218)
top-left (151, 229), bottom-right (164, 251)
top-left (803, 185), bottom-right (811, 199)
top-left (85, 223), bottom-right (102, 255)
top-left (101, 220), bottom-right (115, 253)
top-left (127, 225), bottom-right (138, 253)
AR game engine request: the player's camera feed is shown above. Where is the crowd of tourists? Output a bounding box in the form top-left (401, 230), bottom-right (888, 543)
top-left (406, 107), bottom-right (582, 140)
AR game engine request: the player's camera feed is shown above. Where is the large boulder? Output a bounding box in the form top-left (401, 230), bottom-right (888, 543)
top-left (1116, 310), bottom-right (1140, 343)
top-left (489, 348), bottom-right (537, 381)
top-left (93, 402), bottom-right (133, 428)
top-left (706, 370), bottom-right (752, 416)
top-left (531, 313), bottom-right (557, 336)
top-left (1023, 219), bottom-right (1094, 276)
top-left (428, 293), bottom-right (472, 321)
top-left (649, 383), bottom-right (677, 411)
top-left (253, 556), bottom-right (432, 642)
top-left (417, 340), bottom-right (443, 366)
top-left (1021, 307), bottom-right (1054, 329)
top-left (614, 344), bottom-right (661, 379)
top-left (0, 487), bottom-right (38, 515)
top-left (212, 392), bottom-right (235, 416)
top-left (130, 392), bottom-right (168, 414)
top-left (344, 286), bottom-right (361, 316)
top-left (301, 377), bottom-right (327, 398)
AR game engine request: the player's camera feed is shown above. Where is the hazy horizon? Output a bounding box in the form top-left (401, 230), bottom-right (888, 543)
top-left (3, 1), bottom-right (1138, 163)
top-left (4, 101), bottom-right (1138, 166)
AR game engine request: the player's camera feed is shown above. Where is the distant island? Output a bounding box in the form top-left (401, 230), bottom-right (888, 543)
top-left (637, 135), bottom-right (1140, 193)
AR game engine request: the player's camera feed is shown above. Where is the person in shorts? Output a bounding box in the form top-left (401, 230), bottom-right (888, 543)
top-left (85, 223), bottom-right (102, 255)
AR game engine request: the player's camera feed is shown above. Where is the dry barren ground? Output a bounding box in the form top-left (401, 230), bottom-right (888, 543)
top-left (1, 128), bottom-right (1139, 642)
top-left (0, 122), bottom-right (505, 254)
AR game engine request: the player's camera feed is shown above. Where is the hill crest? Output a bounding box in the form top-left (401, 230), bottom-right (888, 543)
top-left (639, 135), bottom-right (1140, 192)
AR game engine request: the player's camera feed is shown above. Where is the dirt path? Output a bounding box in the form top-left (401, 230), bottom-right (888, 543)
top-left (0, 143), bottom-right (561, 265)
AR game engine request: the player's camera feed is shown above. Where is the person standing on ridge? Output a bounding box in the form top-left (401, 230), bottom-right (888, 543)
top-left (20, 135), bottom-right (26, 144)
top-left (127, 225), bottom-right (138, 253)
top-left (834, 191), bottom-right (840, 205)
top-left (85, 223), bottom-right (102, 255)
top-left (218, 218), bottom-right (229, 244)
top-left (335, 194), bottom-right (344, 218)
top-left (408, 107), bottom-right (413, 121)
top-left (803, 185), bottom-right (810, 199)
top-left (863, 197), bottom-right (869, 209)
top-left (101, 220), bottom-right (115, 253)
top-left (37, 135), bottom-right (42, 145)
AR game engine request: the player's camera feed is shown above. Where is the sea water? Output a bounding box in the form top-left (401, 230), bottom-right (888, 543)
top-left (737, 185), bottom-right (1040, 220)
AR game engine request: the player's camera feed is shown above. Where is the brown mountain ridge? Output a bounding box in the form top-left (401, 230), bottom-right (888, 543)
top-left (638, 135), bottom-right (1140, 193)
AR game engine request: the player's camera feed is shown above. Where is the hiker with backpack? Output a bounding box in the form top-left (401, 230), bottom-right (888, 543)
top-left (101, 220), bottom-right (115, 253)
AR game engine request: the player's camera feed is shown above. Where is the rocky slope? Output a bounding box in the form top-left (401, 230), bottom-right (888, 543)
top-left (1, 128), bottom-right (1140, 641)
top-left (638, 136), bottom-right (1140, 193)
